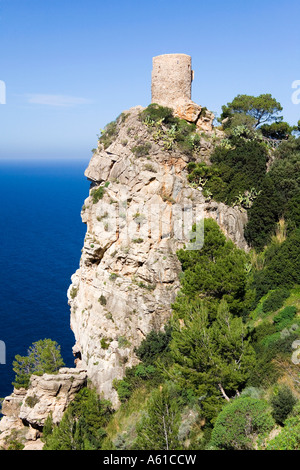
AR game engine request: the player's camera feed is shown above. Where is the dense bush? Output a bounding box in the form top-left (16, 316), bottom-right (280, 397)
top-left (267, 403), bottom-right (300, 450)
top-left (245, 177), bottom-right (283, 250)
top-left (208, 397), bottom-right (275, 450)
top-left (271, 385), bottom-right (297, 425)
top-left (245, 140), bottom-right (300, 249)
top-left (43, 388), bottom-right (112, 450)
top-left (175, 218), bottom-right (249, 316)
top-left (267, 332), bottom-right (299, 357)
top-left (262, 288), bottom-right (290, 313)
top-left (140, 104), bottom-right (201, 155)
top-left (98, 120), bottom-right (118, 149)
top-left (247, 348), bottom-right (280, 388)
top-left (252, 229), bottom-right (300, 300)
top-left (260, 121), bottom-right (293, 140)
top-left (170, 299), bottom-right (256, 421)
top-left (140, 103), bottom-right (175, 125)
top-left (273, 306), bottom-right (297, 330)
top-left (133, 383), bottom-right (181, 450)
top-left (186, 162), bottom-right (225, 200)
top-left (134, 324), bottom-right (172, 365)
top-left (210, 137), bottom-right (267, 204)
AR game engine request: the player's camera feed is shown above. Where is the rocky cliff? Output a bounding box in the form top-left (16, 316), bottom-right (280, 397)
top-left (0, 102), bottom-right (249, 450)
top-left (0, 53), bottom-right (252, 449)
top-left (0, 368), bottom-right (87, 450)
top-left (68, 105), bottom-right (249, 408)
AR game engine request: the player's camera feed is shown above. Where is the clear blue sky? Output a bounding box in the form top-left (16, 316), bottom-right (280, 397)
top-left (0, 0), bottom-right (299, 160)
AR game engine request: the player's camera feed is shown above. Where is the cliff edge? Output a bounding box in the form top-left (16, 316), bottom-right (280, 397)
top-left (68, 104), bottom-right (248, 408)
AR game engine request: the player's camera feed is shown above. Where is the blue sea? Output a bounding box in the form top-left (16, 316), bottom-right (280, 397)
top-left (0, 159), bottom-right (89, 400)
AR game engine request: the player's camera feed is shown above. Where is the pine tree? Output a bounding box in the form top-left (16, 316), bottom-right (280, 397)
top-left (169, 300), bottom-right (256, 415)
top-left (134, 384), bottom-right (181, 450)
top-left (12, 339), bottom-right (65, 389)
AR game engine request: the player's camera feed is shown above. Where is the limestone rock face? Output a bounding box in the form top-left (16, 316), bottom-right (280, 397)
top-left (68, 106), bottom-right (249, 409)
top-left (19, 367), bottom-right (87, 427)
top-left (196, 109), bottom-right (215, 132)
top-left (174, 100), bottom-right (215, 132)
top-left (0, 368), bottom-right (87, 449)
top-left (174, 99), bottom-right (202, 123)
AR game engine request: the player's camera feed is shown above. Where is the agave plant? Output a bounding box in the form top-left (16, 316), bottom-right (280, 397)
top-left (234, 187), bottom-right (261, 209)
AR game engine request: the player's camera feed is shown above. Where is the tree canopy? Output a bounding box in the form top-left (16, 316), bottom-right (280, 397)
top-left (12, 338), bottom-right (65, 389)
top-left (220, 93), bottom-right (283, 128)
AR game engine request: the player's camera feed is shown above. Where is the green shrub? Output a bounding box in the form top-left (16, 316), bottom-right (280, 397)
top-left (25, 395), bottom-right (39, 408)
top-left (98, 295), bottom-right (107, 306)
top-left (267, 403), bottom-right (300, 450)
top-left (245, 177), bottom-right (283, 250)
top-left (209, 137), bottom-right (268, 206)
top-left (91, 186), bottom-right (105, 204)
top-left (132, 238), bottom-right (143, 244)
top-left (99, 120), bottom-right (118, 149)
top-left (273, 306), bottom-right (297, 330)
top-left (113, 378), bottom-right (132, 403)
top-left (118, 336), bottom-right (131, 348)
top-left (136, 281), bottom-right (156, 291)
top-left (43, 388), bottom-right (112, 450)
top-left (175, 218), bottom-right (249, 317)
top-left (262, 288), bottom-right (290, 313)
top-left (140, 103), bottom-right (175, 125)
top-left (174, 119), bottom-right (200, 154)
top-left (186, 162), bottom-right (225, 200)
top-left (247, 348), bottom-right (280, 388)
top-left (131, 142), bottom-right (151, 157)
top-left (245, 147), bottom-right (300, 250)
top-left (100, 337), bottom-right (110, 349)
top-left (264, 331), bottom-right (299, 356)
top-left (208, 397), bottom-right (275, 450)
top-left (261, 331), bottom-right (282, 348)
top-left (134, 325), bottom-right (172, 366)
top-left (271, 385), bottom-right (297, 425)
top-left (112, 363), bottom-right (159, 404)
top-left (70, 286), bottom-right (79, 299)
top-left (140, 104), bottom-right (201, 155)
top-left (252, 229), bottom-right (300, 298)
top-left (253, 321), bottom-right (277, 343)
top-left (134, 364), bottom-right (156, 379)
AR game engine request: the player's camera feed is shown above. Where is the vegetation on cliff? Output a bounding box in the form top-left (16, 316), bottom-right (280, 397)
top-left (12, 339), bottom-right (65, 390)
top-left (5, 96), bottom-right (300, 450)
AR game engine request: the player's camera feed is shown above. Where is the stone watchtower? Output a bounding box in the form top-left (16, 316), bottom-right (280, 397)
top-left (151, 53), bottom-right (193, 108)
top-left (151, 53), bottom-right (214, 131)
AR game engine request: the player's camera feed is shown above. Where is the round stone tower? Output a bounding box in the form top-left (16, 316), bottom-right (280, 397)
top-left (151, 53), bottom-right (193, 109)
